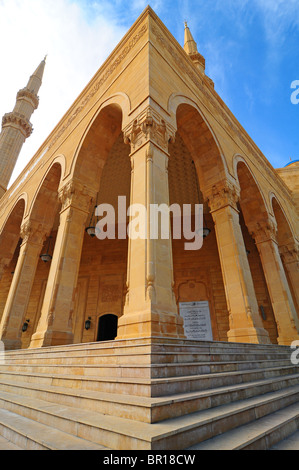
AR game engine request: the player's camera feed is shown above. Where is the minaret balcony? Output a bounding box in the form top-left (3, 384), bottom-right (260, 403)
top-left (17, 88), bottom-right (39, 110)
top-left (2, 112), bottom-right (33, 138)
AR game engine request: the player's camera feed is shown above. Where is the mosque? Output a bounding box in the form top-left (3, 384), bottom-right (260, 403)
top-left (0, 6), bottom-right (298, 451)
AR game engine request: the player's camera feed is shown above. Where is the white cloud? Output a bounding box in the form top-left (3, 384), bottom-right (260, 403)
top-left (0, 0), bottom-right (127, 186)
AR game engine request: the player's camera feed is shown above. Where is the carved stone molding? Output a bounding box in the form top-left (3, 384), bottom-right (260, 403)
top-left (205, 180), bottom-right (240, 212)
top-left (58, 180), bottom-right (95, 214)
top-left (17, 88), bottom-right (39, 110)
top-left (123, 107), bottom-right (176, 152)
top-left (2, 111), bottom-right (33, 138)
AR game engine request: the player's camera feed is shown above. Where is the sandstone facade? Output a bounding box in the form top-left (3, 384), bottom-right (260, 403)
top-left (0, 7), bottom-right (298, 351)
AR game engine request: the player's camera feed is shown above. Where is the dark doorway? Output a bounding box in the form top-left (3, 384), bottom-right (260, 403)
top-left (97, 314), bottom-right (118, 341)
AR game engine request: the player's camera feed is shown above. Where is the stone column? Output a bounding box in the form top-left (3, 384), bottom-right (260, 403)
top-left (207, 181), bottom-right (270, 344)
top-left (250, 221), bottom-right (299, 345)
top-left (0, 220), bottom-right (48, 350)
top-left (117, 107), bottom-right (185, 339)
top-left (29, 181), bottom-right (94, 348)
top-left (279, 242), bottom-right (299, 316)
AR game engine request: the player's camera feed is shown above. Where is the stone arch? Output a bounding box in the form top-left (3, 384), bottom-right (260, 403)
top-left (70, 94), bottom-right (130, 194)
top-left (270, 193), bottom-right (296, 244)
top-left (234, 155), bottom-right (271, 215)
top-left (271, 194), bottom-right (299, 315)
top-left (168, 93), bottom-right (229, 195)
top-left (235, 158), bottom-right (299, 343)
top-left (167, 96), bottom-right (231, 342)
top-left (66, 99), bottom-right (130, 346)
top-left (1, 193), bottom-right (28, 233)
top-left (0, 195), bottom-right (27, 278)
top-left (0, 162), bottom-right (64, 349)
top-left (235, 157), bottom-right (271, 229)
top-left (26, 159), bottom-right (64, 227)
top-left (0, 196), bottom-right (26, 339)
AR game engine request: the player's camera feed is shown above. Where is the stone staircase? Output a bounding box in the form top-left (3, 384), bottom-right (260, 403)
top-left (0, 338), bottom-right (298, 450)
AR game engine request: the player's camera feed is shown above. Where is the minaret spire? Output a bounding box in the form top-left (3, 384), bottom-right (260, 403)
top-left (184, 21), bottom-right (198, 55)
top-left (184, 21), bottom-right (205, 75)
top-left (0, 57), bottom-right (46, 197)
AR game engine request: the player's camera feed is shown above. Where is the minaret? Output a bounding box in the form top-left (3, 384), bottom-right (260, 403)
top-left (0, 57), bottom-right (46, 197)
top-left (184, 22), bottom-right (206, 75)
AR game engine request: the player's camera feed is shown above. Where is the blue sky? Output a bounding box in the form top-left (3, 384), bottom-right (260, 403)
top-left (0, 0), bottom-right (298, 184)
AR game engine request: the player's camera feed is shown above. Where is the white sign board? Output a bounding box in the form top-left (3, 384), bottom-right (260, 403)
top-left (179, 301), bottom-right (213, 341)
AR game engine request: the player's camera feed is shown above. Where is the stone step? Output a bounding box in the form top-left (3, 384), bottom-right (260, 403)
top-left (0, 364), bottom-right (297, 399)
top-left (3, 339), bottom-right (291, 365)
top-left (0, 358), bottom-right (293, 380)
top-left (152, 358), bottom-right (293, 378)
top-left (270, 430), bottom-right (299, 450)
top-left (151, 376), bottom-right (299, 423)
top-left (0, 372), bottom-right (298, 423)
top-left (151, 340), bottom-right (290, 353)
top-left (0, 386), bottom-right (298, 450)
top-left (151, 365), bottom-right (299, 396)
top-left (0, 339), bottom-right (295, 450)
top-left (0, 362), bottom-right (152, 379)
top-left (3, 350), bottom-right (291, 368)
top-left (4, 338), bottom-right (289, 356)
top-left (0, 434), bottom-right (22, 450)
top-left (0, 408), bottom-right (110, 450)
top-left (187, 402), bottom-right (299, 450)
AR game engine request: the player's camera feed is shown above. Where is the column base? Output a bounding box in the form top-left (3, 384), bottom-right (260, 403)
top-left (227, 327), bottom-right (271, 345)
top-left (29, 330), bottom-right (74, 349)
top-left (116, 311), bottom-right (186, 340)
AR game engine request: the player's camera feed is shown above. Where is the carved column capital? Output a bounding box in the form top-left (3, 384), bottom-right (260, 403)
top-left (20, 220), bottom-right (49, 246)
top-left (279, 241), bottom-right (299, 265)
top-left (123, 107), bottom-right (176, 152)
top-left (248, 219), bottom-right (278, 245)
top-left (58, 180), bottom-right (95, 213)
top-left (205, 180), bottom-right (240, 212)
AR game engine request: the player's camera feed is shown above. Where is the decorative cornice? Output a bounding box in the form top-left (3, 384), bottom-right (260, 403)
top-left (123, 106), bottom-right (176, 152)
top-left (2, 111), bottom-right (33, 138)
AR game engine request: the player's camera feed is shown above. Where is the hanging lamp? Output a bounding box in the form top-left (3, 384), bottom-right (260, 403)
top-left (202, 214), bottom-right (211, 238)
top-left (40, 236), bottom-right (53, 263)
top-left (85, 195), bottom-right (99, 238)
